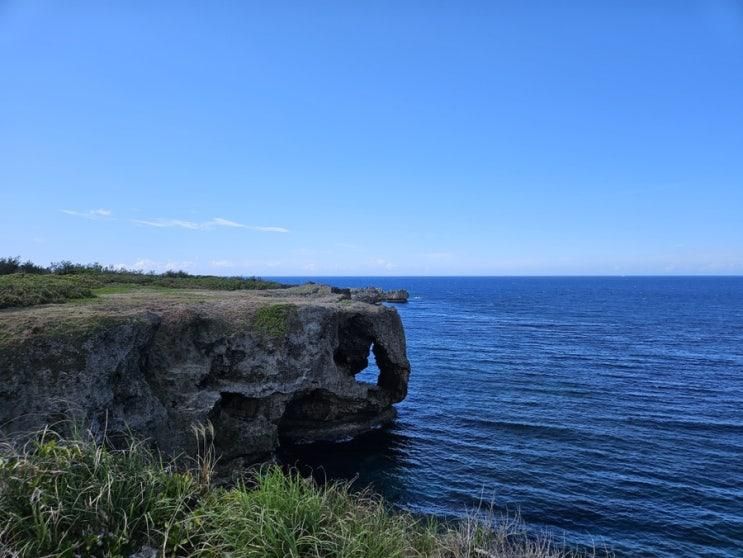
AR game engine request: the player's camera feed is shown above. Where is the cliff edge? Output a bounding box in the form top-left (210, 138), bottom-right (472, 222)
top-left (0, 284), bottom-right (410, 465)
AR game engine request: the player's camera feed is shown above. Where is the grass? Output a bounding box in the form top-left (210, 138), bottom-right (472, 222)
top-left (252, 303), bottom-right (297, 339)
top-left (0, 274), bottom-right (96, 309)
top-left (0, 258), bottom-right (285, 309)
top-left (0, 428), bottom-right (200, 557)
top-left (90, 285), bottom-right (174, 295)
top-left (0, 427), bottom-right (611, 558)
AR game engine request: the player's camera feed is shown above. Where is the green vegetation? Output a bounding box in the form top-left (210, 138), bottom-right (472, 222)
top-left (0, 274), bottom-right (96, 308)
top-left (0, 428), bottom-right (610, 558)
top-left (0, 430), bottom-right (198, 557)
top-left (0, 257), bottom-right (47, 275)
top-left (252, 303), bottom-right (297, 339)
top-left (0, 257), bottom-right (284, 309)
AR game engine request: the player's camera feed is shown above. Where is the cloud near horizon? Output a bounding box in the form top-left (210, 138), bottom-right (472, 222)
top-left (132, 217), bottom-right (289, 233)
top-left (118, 258), bottom-right (195, 272)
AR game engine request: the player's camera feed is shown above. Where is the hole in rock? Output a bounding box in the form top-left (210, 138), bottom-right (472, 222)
top-left (332, 338), bottom-right (382, 386)
top-left (333, 316), bottom-right (383, 387)
top-left (355, 344), bottom-right (381, 385)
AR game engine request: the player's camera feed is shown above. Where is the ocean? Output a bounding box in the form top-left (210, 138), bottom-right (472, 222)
top-left (272, 277), bottom-right (743, 557)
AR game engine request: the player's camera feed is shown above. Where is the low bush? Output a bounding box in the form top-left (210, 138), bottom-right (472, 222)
top-left (0, 274), bottom-right (95, 308)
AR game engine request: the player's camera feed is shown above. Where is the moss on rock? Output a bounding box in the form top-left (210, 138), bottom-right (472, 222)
top-left (252, 303), bottom-right (297, 339)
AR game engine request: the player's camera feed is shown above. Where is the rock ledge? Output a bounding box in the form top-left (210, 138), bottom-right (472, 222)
top-left (0, 284), bottom-right (410, 465)
top-left (350, 287), bottom-right (409, 304)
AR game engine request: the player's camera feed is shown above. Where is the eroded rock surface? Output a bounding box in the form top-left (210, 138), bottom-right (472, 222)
top-left (0, 284), bottom-right (410, 465)
top-left (350, 287), bottom-right (409, 304)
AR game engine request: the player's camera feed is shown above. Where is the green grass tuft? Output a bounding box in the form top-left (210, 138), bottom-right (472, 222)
top-left (0, 428), bottom-right (202, 557)
top-left (252, 304), bottom-right (297, 339)
top-left (188, 468), bottom-right (434, 558)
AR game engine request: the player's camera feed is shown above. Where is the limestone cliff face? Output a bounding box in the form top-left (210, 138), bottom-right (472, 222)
top-left (0, 285), bottom-right (410, 465)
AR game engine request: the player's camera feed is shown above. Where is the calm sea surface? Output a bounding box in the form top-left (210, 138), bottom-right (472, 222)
top-left (272, 277), bottom-right (743, 557)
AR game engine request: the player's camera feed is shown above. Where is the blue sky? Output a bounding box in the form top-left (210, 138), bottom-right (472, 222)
top-left (1, 1), bottom-right (742, 276)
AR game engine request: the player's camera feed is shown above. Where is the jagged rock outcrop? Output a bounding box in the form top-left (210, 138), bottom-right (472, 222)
top-left (0, 284), bottom-right (410, 465)
top-left (350, 287), bottom-right (409, 304)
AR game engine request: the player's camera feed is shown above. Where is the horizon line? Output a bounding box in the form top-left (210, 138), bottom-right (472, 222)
top-left (260, 274), bottom-right (743, 278)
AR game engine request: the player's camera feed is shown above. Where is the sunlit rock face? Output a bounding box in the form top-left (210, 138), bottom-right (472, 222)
top-left (0, 284), bottom-right (410, 466)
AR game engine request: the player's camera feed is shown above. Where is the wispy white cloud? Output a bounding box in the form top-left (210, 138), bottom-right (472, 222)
top-left (61, 208), bottom-right (112, 220)
top-left (211, 218), bottom-right (289, 233)
top-left (252, 226), bottom-right (290, 233)
top-left (132, 218), bottom-right (203, 229)
top-left (117, 259), bottom-right (195, 273)
top-left (61, 210), bottom-right (288, 233)
top-left (132, 217), bottom-right (288, 233)
top-left (210, 218), bottom-right (244, 228)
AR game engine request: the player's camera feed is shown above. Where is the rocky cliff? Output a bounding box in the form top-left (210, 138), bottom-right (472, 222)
top-left (350, 287), bottom-right (409, 304)
top-left (0, 284), bottom-right (410, 466)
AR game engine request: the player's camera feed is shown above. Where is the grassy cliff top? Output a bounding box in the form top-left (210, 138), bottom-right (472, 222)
top-left (0, 277), bottom-right (370, 349)
top-left (0, 260), bottom-right (285, 310)
top-left (0, 258), bottom-right (376, 348)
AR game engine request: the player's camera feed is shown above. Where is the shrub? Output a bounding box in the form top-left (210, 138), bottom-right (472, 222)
top-left (18, 260), bottom-right (47, 274)
top-left (0, 274), bottom-right (95, 308)
top-left (0, 257), bottom-right (21, 275)
top-left (163, 270), bottom-right (191, 278)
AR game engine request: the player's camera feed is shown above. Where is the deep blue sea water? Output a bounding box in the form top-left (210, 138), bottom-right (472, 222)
top-left (272, 277), bottom-right (743, 557)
